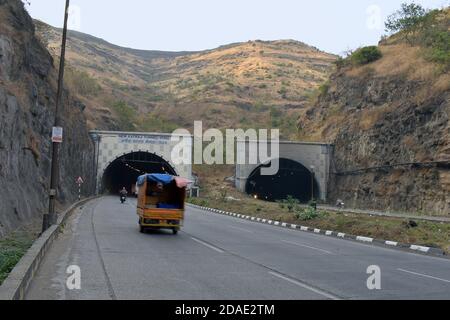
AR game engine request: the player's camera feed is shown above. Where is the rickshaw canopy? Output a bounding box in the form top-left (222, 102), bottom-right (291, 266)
top-left (137, 174), bottom-right (191, 188)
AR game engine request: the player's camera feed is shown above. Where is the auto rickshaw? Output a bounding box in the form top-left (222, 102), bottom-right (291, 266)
top-left (136, 174), bottom-right (189, 234)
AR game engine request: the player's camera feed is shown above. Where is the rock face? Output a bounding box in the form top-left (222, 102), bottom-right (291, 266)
top-left (0, 0), bottom-right (94, 236)
top-left (301, 44), bottom-right (450, 215)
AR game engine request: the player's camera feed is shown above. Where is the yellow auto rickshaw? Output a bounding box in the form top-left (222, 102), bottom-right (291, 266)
top-left (136, 174), bottom-right (189, 235)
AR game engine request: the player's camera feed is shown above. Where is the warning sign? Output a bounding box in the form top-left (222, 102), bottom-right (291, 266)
top-left (52, 127), bottom-right (63, 143)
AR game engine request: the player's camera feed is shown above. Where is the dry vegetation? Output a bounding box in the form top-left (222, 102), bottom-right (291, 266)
top-left (34, 20), bottom-right (336, 138)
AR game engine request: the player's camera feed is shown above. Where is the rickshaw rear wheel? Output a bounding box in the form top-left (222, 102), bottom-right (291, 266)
top-left (139, 225), bottom-right (145, 233)
top-left (172, 228), bottom-right (178, 235)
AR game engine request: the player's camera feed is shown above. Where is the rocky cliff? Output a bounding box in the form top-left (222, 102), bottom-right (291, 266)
top-left (300, 33), bottom-right (450, 215)
top-left (0, 0), bottom-right (94, 236)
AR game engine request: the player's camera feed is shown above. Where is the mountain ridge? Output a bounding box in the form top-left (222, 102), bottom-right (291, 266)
top-left (34, 19), bottom-right (337, 139)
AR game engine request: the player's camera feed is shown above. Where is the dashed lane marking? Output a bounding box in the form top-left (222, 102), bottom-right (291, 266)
top-left (191, 237), bottom-right (224, 254)
top-left (281, 240), bottom-right (333, 255)
top-left (269, 272), bottom-right (340, 300)
top-left (397, 268), bottom-right (450, 284)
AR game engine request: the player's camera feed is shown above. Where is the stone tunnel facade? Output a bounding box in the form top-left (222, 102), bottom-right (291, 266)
top-left (89, 131), bottom-right (193, 194)
top-left (235, 141), bottom-right (333, 201)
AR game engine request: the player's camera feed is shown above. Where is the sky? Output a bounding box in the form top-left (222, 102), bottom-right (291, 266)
top-left (25, 0), bottom-right (449, 55)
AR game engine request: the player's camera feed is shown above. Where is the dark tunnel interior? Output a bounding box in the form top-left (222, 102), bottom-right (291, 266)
top-left (245, 158), bottom-right (319, 203)
top-left (102, 152), bottom-right (177, 194)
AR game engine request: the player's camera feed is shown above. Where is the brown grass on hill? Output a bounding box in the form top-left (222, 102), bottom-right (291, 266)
top-left (35, 21), bottom-right (337, 138)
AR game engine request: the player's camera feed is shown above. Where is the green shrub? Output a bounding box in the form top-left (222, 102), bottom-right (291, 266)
top-left (0, 235), bottom-right (34, 285)
top-left (279, 195), bottom-right (300, 213)
top-left (318, 81), bottom-right (330, 96)
top-left (295, 207), bottom-right (321, 221)
top-left (350, 46), bottom-right (383, 65)
top-left (418, 11), bottom-right (450, 70)
top-left (111, 101), bottom-right (136, 131)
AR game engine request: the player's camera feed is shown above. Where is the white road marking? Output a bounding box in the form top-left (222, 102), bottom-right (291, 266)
top-left (228, 225), bottom-right (254, 233)
top-left (191, 237), bottom-right (224, 253)
top-left (269, 272), bottom-right (340, 300)
top-left (282, 240), bottom-right (333, 254)
top-left (397, 268), bottom-right (450, 284)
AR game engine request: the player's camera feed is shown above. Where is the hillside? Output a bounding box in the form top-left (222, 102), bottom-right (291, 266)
top-left (299, 8), bottom-right (450, 215)
top-left (0, 0), bottom-right (94, 236)
top-left (34, 20), bottom-right (336, 139)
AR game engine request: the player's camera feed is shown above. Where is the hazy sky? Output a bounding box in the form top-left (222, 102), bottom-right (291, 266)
top-left (26, 0), bottom-right (448, 55)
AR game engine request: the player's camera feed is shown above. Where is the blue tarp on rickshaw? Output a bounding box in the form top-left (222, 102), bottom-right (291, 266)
top-left (136, 174), bottom-right (174, 186)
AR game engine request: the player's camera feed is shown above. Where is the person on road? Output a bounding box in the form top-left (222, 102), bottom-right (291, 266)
top-left (119, 187), bottom-right (128, 204)
top-left (120, 187), bottom-right (128, 196)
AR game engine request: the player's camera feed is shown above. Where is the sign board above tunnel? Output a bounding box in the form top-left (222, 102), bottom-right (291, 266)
top-left (117, 134), bottom-right (171, 145)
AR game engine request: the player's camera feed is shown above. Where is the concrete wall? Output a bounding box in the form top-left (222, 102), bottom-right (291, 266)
top-left (89, 131), bottom-right (193, 194)
top-left (235, 141), bottom-right (333, 201)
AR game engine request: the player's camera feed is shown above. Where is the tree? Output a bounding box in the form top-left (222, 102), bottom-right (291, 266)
top-left (385, 2), bottom-right (428, 45)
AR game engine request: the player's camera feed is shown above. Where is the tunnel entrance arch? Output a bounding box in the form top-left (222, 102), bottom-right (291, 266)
top-left (245, 158), bottom-right (320, 203)
top-left (235, 140), bottom-right (332, 201)
top-left (102, 152), bottom-right (177, 194)
top-left (90, 131), bottom-right (193, 195)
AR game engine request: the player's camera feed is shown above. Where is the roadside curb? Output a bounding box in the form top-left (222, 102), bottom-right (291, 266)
top-left (0, 196), bottom-right (99, 300)
top-left (187, 204), bottom-right (447, 258)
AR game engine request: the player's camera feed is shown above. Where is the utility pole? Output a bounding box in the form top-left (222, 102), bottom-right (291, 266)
top-left (43, 0), bottom-right (70, 232)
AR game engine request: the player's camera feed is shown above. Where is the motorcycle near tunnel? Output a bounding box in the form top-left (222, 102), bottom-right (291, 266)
top-left (101, 151), bottom-right (178, 197)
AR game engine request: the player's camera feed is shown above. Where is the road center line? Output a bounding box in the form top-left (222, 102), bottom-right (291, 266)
top-left (281, 240), bottom-right (333, 254)
top-left (269, 272), bottom-right (340, 300)
top-left (191, 237), bottom-right (224, 253)
top-left (397, 268), bottom-right (450, 283)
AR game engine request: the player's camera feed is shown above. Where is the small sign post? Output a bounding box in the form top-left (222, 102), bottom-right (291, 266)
top-left (76, 176), bottom-right (84, 200)
top-left (52, 127), bottom-right (63, 143)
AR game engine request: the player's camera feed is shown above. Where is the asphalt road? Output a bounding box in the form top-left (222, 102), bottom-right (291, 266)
top-left (26, 197), bottom-right (450, 300)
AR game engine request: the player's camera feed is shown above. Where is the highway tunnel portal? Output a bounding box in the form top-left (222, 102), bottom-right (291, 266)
top-left (89, 131), bottom-right (193, 195)
top-left (235, 141), bottom-right (333, 202)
